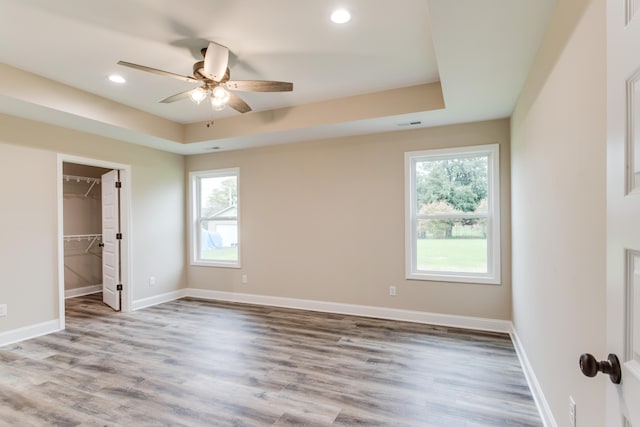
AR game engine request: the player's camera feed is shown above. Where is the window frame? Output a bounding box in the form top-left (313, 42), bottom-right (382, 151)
top-left (405, 144), bottom-right (501, 284)
top-left (189, 168), bottom-right (241, 268)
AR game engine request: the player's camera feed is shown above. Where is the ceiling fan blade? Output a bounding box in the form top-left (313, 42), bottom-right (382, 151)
top-left (203, 42), bottom-right (229, 82)
top-left (160, 88), bottom-right (197, 103)
top-left (226, 80), bottom-right (293, 92)
top-left (117, 61), bottom-right (199, 83)
top-left (226, 92), bottom-right (252, 114)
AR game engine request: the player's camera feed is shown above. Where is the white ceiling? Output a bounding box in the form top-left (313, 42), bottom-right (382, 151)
top-left (0, 0), bottom-right (556, 155)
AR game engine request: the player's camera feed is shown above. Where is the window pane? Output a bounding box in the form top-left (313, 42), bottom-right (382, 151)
top-left (416, 218), bottom-right (488, 273)
top-left (415, 156), bottom-right (488, 215)
top-left (191, 168), bottom-right (240, 267)
top-left (406, 144), bottom-right (499, 283)
top-left (200, 219), bottom-right (238, 262)
top-left (200, 175), bottom-right (238, 218)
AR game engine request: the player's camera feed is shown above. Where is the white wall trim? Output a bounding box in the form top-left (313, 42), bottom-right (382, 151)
top-left (183, 288), bottom-right (512, 333)
top-left (511, 326), bottom-right (557, 427)
top-left (132, 289), bottom-right (187, 311)
top-left (64, 285), bottom-right (102, 299)
top-left (0, 320), bottom-right (61, 348)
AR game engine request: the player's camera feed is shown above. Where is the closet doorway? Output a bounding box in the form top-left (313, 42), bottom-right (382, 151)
top-left (57, 155), bottom-right (132, 329)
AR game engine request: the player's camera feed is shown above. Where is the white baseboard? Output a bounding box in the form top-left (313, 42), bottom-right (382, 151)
top-left (132, 289), bottom-right (187, 311)
top-left (510, 327), bottom-right (557, 427)
top-left (64, 285), bottom-right (102, 299)
top-left (0, 319), bottom-right (61, 348)
top-left (183, 288), bottom-right (513, 333)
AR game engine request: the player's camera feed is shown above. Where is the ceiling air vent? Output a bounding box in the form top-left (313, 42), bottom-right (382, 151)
top-left (397, 121), bottom-right (422, 127)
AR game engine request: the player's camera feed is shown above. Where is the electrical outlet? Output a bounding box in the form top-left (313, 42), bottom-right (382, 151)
top-left (389, 286), bottom-right (397, 296)
top-left (242, 274), bottom-right (248, 284)
top-left (148, 276), bottom-right (156, 286)
top-left (569, 396), bottom-right (576, 427)
top-left (0, 304), bottom-right (6, 316)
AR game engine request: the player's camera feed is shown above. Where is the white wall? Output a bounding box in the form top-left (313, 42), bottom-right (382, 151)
top-left (0, 113), bottom-right (186, 336)
top-left (511, 0), bottom-right (607, 424)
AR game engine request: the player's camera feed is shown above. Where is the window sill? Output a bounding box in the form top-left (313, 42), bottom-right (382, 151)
top-left (192, 261), bottom-right (241, 269)
top-left (406, 272), bottom-right (501, 285)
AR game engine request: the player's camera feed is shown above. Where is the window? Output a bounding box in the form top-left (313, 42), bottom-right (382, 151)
top-left (190, 168), bottom-right (240, 267)
top-left (405, 144), bottom-right (500, 284)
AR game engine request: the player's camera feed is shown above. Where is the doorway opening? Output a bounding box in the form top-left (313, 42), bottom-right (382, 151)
top-left (56, 154), bottom-right (132, 330)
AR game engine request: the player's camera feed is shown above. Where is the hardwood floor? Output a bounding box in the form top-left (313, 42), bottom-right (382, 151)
top-left (0, 294), bottom-right (542, 426)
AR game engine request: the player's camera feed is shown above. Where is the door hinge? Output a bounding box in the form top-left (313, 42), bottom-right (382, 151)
top-left (116, 284), bottom-right (123, 291)
top-left (115, 181), bottom-right (122, 189)
top-left (116, 233), bottom-right (122, 240)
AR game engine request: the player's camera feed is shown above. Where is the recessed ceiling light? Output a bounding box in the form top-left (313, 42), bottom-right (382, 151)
top-left (331, 9), bottom-right (351, 24)
top-left (108, 74), bottom-right (126, 84)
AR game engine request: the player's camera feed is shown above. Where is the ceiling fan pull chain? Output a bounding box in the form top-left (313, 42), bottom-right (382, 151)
top-left (206, 96), bottom-right (215, 128)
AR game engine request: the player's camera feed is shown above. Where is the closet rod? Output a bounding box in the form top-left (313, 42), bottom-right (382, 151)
top-left (63, 174), bottom-right (101, 197)
top-left (63, 174), bottom-right (101, 184)
top-left (63, 234), bottom-right (102, 253)
top-left (63, 233), bottom-right (102, 240)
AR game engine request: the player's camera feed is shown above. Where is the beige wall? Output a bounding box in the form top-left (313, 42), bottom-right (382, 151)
top-left (187, 119), bottom-right (512, 320)
top-left (0, 142), bottom-right (58, 330)
top-left (511, 0), bottom-right (606, 425)
top-left (0, 113), bottom-right (186, 333)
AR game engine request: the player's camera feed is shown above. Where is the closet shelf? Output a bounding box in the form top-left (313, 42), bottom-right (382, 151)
top-left (63, 174), bottom-right (101, 197)
top-left (63, 234), bottom-right (102, 253)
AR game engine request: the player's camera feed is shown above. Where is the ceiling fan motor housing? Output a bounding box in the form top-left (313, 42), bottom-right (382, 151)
top-left (193, 61), bottom-right (230, 83)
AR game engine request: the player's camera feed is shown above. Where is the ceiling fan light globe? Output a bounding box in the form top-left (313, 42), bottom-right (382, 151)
top-left (211, 97), bottom-right (227, 111)
top-left (212, 86), bottom-right (231, 103)
top-left (190, 87), bottom-right (208, 104)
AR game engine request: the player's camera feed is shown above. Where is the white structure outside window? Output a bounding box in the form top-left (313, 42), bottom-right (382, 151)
top-left (405, 144), bottom-right (500, 284)
top-left (190, 168), bottom-right (240, 267)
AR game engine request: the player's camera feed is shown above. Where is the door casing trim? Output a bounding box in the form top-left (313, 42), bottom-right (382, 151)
top-left (56, 154), bottom-right (133, 330)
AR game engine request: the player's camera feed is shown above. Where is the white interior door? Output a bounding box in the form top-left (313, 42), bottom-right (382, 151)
top-left (606, 0), bottom-right (640, 424)
top-left (101, 170), bottom-right (120, 311)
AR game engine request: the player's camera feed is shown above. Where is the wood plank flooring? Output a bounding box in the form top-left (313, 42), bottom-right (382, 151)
top-left (0, 294), bottom-right (542, 426)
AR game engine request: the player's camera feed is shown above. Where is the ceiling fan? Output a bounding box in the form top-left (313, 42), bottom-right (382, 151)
top-left (118, 41), bottom-right (293, 115)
